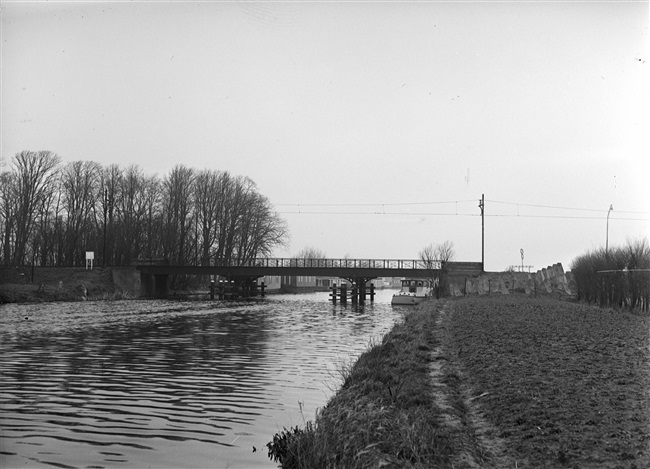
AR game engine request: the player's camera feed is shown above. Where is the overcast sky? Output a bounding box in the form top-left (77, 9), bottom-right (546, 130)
top-left (2, 1), bottom-right (648, 271)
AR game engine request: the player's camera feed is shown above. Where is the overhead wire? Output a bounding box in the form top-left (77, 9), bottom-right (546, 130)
top-left (274, 197), bottom-right (648, 221)
top-left (486, 199), bottom-right (647, 215)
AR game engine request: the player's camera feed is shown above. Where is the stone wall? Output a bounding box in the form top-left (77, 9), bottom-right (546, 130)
top-left (111, 268), bottom-right (141, 296)
top-left (448, 263), bottom-right (576, 298)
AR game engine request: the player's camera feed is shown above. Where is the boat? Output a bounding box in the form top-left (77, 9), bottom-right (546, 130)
top-left (391, 278), bottom-right (433, 305)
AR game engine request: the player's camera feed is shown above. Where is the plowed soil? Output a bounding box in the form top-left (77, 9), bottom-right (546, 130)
top-left (443, 295), bottom-right (650, 469)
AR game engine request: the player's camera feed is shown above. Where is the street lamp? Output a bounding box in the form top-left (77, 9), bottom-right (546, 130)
top-left (606, 204), bottom-right (613, 257)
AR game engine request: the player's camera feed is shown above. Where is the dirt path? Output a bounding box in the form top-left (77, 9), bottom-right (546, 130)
top-left (429, 299), bottom-right (515, 469)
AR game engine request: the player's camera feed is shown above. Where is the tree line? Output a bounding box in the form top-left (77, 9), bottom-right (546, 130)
top-left (1, 150), bottom-right (289, 268)
top-left (570, 237), bottom-right (650, 312)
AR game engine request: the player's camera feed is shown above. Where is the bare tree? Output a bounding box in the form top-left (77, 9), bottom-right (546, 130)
top-left (10, 151), bottom-right (61, 265)
top-left (142, 175), bottom-right (162, 261)
top-left (114, 165), bottom-right (151, 265)
top-left (419, 240), bottom-right (455, 298)
top-left (60, 161), bottom-right (101, 265)
top-left (33, 175), bottom-right (61, 266)
top-left (235, 188), bottom-right (288, 262)
top-left (161, 165), bottom-right (195, 265)
top-left (99, 164), bottom-right (123, 266)
top-left (295, 246), bottom-right (327, 259)
top-left (194, 169), bottom-right (224, 265)
top-left (0, 171), bottom-right (16, 265)
top-left (434, 240), bottom-right (456, 264)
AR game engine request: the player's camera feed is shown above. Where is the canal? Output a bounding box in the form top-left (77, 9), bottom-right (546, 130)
top-left (0, 290), bottom-right (406, 468)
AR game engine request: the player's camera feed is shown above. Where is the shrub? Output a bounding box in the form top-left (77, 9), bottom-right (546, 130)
top-left (570, 237), bottom-right (649, 311)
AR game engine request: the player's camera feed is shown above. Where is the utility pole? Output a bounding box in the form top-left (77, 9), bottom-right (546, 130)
top-left (103, 188), bottom-right (108, 268)
top-left (479, 194), bottom-right (485, 272)
top-left (606, 204), bottom-right (613, 259)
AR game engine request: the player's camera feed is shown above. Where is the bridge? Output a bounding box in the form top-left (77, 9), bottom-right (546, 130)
top-left (135, 258), bottom-right (483, 299)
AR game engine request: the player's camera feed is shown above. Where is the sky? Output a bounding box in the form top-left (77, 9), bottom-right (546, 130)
top-left (2, 1), bottom-right (648, 272)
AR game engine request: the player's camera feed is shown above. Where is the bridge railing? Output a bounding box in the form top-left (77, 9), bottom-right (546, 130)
top-left (212, 258), bottom-right (442, 270)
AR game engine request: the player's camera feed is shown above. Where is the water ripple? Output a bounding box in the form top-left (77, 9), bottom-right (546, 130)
top-left (1, 290), bottom-right (403, 468)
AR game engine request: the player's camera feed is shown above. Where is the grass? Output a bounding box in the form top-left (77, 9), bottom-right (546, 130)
top-left (267, 303), bottom-right (455, 468)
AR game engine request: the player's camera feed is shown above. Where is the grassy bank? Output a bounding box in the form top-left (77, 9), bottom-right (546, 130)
top-left (267, 301), bottom-right (456, 468)
top-left (268, 296), bottom-right (650, 469)
top-left (0, 266), bottom-right (120, 303)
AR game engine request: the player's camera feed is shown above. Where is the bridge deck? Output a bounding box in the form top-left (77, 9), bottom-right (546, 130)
top-left (136, 258), bottom-right (444, 279)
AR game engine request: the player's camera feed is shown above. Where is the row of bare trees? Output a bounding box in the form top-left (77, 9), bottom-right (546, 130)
top-left (570, 238), bottom-right (650, 312)
top-left (1, 151), bottom-right (288, 268)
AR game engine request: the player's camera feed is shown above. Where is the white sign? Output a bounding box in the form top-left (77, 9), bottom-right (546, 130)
top-left (86, 251), bottom-right (94, 270)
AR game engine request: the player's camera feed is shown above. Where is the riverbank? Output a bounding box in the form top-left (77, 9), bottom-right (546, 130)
top-left (267, 295), bottom-right (650, 468)
top-left (0, 266), bottom-right (123, 303)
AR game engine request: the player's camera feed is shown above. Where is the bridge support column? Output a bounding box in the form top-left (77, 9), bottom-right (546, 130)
top-left (140, 272), bottom-right (154, 297)
top-left (359, 282), bottom-right (366, 304)
top-left (154, 274), bottom-right (169, 298)
top-left (139, 272), bottom-right (169, 298)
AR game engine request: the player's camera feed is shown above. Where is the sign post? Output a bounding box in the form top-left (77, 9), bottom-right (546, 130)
top-left (86, 251), bottom-right (94, 270)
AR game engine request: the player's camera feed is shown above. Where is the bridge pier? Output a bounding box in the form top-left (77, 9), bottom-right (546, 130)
top-left (329, 279), bottom-right (376, 304)
top-left (213, 276), bottom-right (264, 300)
top-left (140, 272), bottom-right (169, 298)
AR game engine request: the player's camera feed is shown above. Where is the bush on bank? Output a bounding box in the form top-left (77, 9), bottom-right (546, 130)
top-left (570, 237), bottom-right (649, 311)
top-left (267, 304), bottom-right (454, 468)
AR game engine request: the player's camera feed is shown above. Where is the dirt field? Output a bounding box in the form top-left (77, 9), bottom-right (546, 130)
top-left (442, 295), bottom-right (650, 469)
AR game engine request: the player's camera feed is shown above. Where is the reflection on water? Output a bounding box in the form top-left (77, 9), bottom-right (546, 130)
top-left (0, 290), bottom-right (405, 468)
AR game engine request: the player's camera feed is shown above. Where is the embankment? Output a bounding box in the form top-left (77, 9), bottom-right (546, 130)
top-left (268, 296), bottom-right (650, 468)
top-left (0, 266), bottom-right (139, 303)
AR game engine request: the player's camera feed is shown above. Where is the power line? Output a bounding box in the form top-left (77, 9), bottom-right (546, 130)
top-left (486, 199), bottom-right (647, 215)
top-left (275, 199), bottom-right (476, 207)
top-left (275, 198), bottom-right (648, 215)
top-left (277, 211), bottom-right (649, 221)
top-left (278, 211), bottom-right (479, 216)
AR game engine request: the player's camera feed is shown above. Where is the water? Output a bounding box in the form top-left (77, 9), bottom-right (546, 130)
top-left (0, 290), bottom-right (406, 468)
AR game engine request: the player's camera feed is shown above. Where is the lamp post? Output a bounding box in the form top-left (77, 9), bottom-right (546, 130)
top-left (606, 204), bottom-right (613, 257)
